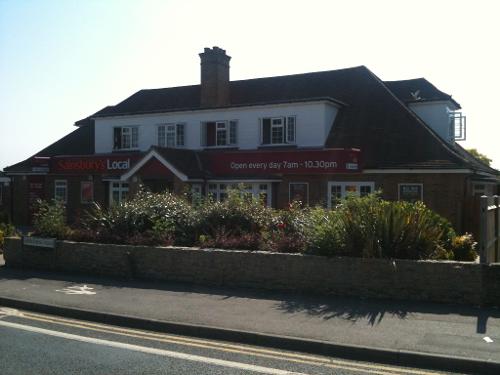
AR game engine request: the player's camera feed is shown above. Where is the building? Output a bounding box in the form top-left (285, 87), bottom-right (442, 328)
top-left (2, 47), bottom-right (499, 231)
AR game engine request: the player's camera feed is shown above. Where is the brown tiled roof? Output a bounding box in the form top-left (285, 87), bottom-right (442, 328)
top-left (5, 124), bottom-right (95, 172)
top-left (383, 78), bottom-right (461, 108)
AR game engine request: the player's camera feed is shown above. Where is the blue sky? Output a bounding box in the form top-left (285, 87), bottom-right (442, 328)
top-left (1, 0), bottom-right (499, 169)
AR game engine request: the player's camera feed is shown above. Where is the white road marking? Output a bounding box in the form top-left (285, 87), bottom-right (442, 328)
top-left (0, 320), bottom-right (306, 375)
top-left (483, 336), bottom-right (494, 343)
top-left (55, 285), bottom-right (96, 295)
top-left (0, 307), bottom-right (24, 319)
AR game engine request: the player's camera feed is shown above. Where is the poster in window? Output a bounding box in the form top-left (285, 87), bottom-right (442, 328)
top-left (81, 181), bottom-right (94, 203)
top-left (289, 183), bottom-right (308, 205)
top-left (399, 184), bottom-right (422, 202)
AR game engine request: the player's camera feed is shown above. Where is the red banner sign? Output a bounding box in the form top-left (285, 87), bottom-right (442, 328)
top-left (205, 148), bottom-right (360, 176)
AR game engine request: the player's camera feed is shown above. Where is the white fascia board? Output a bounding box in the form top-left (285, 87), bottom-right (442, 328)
top-left (120, 150), bottom-right (189, 182)
top-left (362, 169), bottom-right (473, 174)
top-left (93, 100), bottom-right (341, 122)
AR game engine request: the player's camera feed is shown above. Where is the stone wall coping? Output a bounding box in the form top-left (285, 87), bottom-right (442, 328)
top-left (5, 237), bottom-right (487, 266)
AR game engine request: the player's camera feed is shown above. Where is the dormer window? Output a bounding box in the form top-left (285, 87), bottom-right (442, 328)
top-left (202, 120), bottom-right (238, 147)
top-left (261, 116), bottom-right (296, 145)
top-left (158, 123), bottom-right (185, 148)
top-left (114, 126), bottom-right (138, 150)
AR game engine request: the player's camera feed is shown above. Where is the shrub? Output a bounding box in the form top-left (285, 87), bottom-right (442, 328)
top-left (304, 207), bottom-right (344, 256)
top-left (374, 200), bottom-right (456, 260)
top-left (261, 231), bottom-right (308, 253)
top-left (199, 231), bottom-right (262, 250)
top-left (451, 234), bottom-right (478, 261)
top-left (196, 188), bottom-right (272, 239)
top-left (0, 223), bottom-right (18, 253)
top-left (83, 189), bottom-right (196, 246)
top-left (262, 201), bottom-right (311, 253)
top-left (32, 199), bottom-right (70, 239)
top-left (304, 194), bottom-right (457, 260)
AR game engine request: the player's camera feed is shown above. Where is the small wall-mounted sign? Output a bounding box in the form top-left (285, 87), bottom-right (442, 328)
top-left (23, 236), bottom-right (56, 249)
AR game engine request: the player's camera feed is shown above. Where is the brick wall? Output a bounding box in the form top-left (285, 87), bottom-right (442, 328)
top-left (5, 238), bottom-right (498, 306)
top-left (0, 182), bottom-right (11, 221)
top-left (277, 173), bottom-right (468, 231)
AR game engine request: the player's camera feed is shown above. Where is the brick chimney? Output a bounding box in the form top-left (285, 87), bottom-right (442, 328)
top-left (199, 46), bottom-right (231, 107)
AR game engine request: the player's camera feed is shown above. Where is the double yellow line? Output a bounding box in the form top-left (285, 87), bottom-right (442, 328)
top-left (16, 311), bottom-right (443, 375)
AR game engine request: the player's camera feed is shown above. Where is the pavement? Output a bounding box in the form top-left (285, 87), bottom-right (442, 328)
top-left (0, 256), bottom-right (499, 374)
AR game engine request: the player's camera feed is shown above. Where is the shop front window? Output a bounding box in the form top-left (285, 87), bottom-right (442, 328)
top-left (207, 182), bottom-right (271, 206)
top-left (81, 181), bottom-right (94, 204)
top-left (398, 183), bottom-right (423, 202)
top-left (327, 181), bottom-right (375, 208)
top-left (289, 182), bottom-right (308, 205)
top-left (191, 184), bottom-right (202, 204)
top-left (110, 182), bottom-right (129, 205)
top-left (54, 180), bottom-right (68, 203)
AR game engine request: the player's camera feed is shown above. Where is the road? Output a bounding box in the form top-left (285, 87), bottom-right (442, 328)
top-left (0, 307), bottom-right (462, 375)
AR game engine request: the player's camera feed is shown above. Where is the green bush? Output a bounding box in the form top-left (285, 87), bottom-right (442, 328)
top-left (304, 206), bottom-right (344, 256)
top-left (305, 194), bottom-right (457, 260)
top-left (196, 189), bottom-right (272, 240)
top-left (32, 199), bottom-right (70, 239)
top-left (32, 188), bottom-right (477, 262)
top-left (0, 223), bottom-right (19, 252)
top-left (451, 234), bottom-right (478, 261)
top-left (83, 189), bottom-right (196, 245)
top-left (373, 199), bottom-right (456, 260)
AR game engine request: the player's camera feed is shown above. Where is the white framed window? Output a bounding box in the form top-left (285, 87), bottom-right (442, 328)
top-left (398, 183), bottom-right (423, 202)
top-left (54, 180), bottom-right (68, 203)
top-left (327, 181), bottom-right (375, 208)
top-left (191, 184), bottom-right (202, 203)
top-left (202, 120), bottom-right (238, 147)
top-left (261, 116), bottom-right (296, 145)
top-left (206, 182), bottom-right (272, 206)
top-left (158, 123), bottom-right (185, 148)
top-left (110, 182), bottom-right (129, 205)
top-left (289, 182), bottom-right (309, 205)
top-left (81, 181), bottom-right (94, 204)
top-left (113, 126), bottom-right (139, 150)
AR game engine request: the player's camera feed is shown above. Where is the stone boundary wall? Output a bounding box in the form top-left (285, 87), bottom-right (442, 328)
top-left (4, 238), bottom-right (499, 306)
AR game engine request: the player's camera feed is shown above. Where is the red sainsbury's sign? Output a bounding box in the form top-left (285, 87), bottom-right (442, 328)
top-left (205, 148), bottom-right (361, 176)
top-left (51, 154), bottom-right (142, 174)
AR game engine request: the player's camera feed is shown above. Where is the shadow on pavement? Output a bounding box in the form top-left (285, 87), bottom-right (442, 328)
top-left (1, 263), bottom-right (498, 333)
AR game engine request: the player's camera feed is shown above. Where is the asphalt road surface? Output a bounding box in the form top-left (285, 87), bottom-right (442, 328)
top-left (0, 307), bottom-right (464, 375)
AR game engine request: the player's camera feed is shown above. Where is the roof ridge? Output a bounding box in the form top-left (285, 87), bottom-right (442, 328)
top-left (230, 65), bottom-right (367, 85)
top-left (138, 83), bottom-right (200, 92)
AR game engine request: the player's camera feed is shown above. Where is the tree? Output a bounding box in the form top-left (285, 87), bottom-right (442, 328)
top-left (466, 148), bottom-right (492, 166)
